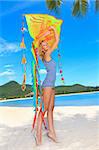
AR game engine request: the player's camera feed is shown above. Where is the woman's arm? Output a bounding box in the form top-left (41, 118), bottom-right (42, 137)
top-left (47, 26), bottom-right (59, 54)
top-left (36, 29), bottom-right (50, 40)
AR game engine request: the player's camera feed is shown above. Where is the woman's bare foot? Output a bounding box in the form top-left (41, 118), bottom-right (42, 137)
top-left (34, 132), bottom-right (42, 146)
top-left (47, 131), bottom-right (59, 143)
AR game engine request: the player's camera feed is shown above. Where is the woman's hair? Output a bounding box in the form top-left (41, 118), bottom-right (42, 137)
top-left (38, 40), bottom-right (45, 62)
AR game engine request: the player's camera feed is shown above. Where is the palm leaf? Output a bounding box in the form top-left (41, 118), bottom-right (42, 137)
top-left (81, 0), bottom-right (88, 15)
top-left (72, 0), bottom-right (88, 17)
top-left (72, 0), bottom-right (80, 17)
top-left (46, 0), bottom-right (62, 11)
top-left (96, 0), bottom-right (99, 11)
top-left (46, 0), bottom-right (56, 10)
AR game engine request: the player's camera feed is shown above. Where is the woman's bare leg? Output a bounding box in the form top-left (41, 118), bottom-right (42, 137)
top-left (36, 109), bottom-right (42, 145)
top-left (47, 88), bottom-right (57, 142)
top-left (36, 87), bottom-right (52, 145)
top-left (47, 88), bottom-right (54, 132)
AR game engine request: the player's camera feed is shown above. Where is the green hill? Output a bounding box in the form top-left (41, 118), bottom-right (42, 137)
top-left (55, 84), bottom-right (99, 94)
top-left (0, 81), bottom-right (32, 99)
top-left (0, 81), bottom-right (99, 100)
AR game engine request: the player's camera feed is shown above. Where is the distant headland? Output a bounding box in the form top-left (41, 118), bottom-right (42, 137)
top-left (0, 81), bottom-right (99, 100)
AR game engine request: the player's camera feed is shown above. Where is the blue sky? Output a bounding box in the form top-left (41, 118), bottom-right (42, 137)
top-left (0, 0), bottom-right (99, 86)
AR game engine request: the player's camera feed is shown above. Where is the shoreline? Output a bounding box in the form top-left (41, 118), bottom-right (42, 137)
top-left (0, 90), bottom-right (99, 103)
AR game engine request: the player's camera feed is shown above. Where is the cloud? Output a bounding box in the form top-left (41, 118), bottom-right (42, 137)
top-left (4, 64), bottom-right (13, 68)
top-left (0, 69), bottom-right (15, 77)
top-left (0, 63), bottom-right (15, 77)
top-left (39, 69), bottom-right (47, 74)
top-left (0, 37), bottom-right (21, 54)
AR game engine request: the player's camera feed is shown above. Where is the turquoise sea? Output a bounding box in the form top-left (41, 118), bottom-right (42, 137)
top-left (0, 92), bottom-right (98, 107)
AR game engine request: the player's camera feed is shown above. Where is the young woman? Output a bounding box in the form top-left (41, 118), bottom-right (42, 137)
top-left (35, 26), bottom-right (59, 145)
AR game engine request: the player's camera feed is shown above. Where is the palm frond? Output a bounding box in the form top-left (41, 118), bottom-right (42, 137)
top-left (72, 0), bottom-right (88, 17)
top-left (72, 0), bottom-right (80, 17)
top-left (46, 0), bottom-right (62, 12)
top-left (81, 0), bottom-right (88, 15)
top-left (96, 0), bottom-right (99, 12)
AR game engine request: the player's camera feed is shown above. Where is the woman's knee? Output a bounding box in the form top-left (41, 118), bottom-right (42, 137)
top-left (48, 105), bottom-right (54, 112)
top-left (43, 105), bottom-right (53, 113)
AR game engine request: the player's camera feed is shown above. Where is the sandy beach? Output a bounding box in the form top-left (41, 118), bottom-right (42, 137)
top-left (0, 106), bottom-right (99, 150)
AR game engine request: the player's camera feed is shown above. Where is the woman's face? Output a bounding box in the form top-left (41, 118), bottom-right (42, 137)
top-left (41, 41), bottom-right (49, 53)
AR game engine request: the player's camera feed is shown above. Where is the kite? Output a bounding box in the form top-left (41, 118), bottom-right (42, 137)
top-left (20, 14), bottom-right (65, 132)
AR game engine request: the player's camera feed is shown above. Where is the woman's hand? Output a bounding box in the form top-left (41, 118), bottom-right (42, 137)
top-left (47, 26), bottom-right (59, 54)
top-left (48, 26), bottom-right (55, 31)
top-left (36, 30), bottom-right (50, 40)
top-left (36, 26), bottom-right (55, 40)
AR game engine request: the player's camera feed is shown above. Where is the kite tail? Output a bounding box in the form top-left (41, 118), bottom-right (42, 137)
top-left (32, 109), bottom-right (37, 129)
top-left (40, 108), bottom-right (47, 130)
top-left (31, 60), bottom-right (38, 131)
top-left (57, 48), bottom-right (65, 84)
top-left (31, 42), bottom-right (47, 131)
top-left (20, 16), bottom-right (27, 91)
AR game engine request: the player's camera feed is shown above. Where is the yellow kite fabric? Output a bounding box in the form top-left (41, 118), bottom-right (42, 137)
top-left (24, 14), bottom-right (63, 48)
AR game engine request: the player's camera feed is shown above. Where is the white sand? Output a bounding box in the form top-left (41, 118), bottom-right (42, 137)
top-left (0, 106), bottom-right (99, 150)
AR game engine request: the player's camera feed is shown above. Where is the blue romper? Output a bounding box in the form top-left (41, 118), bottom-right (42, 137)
top-left (41, 58), bottom-right (56, 88)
